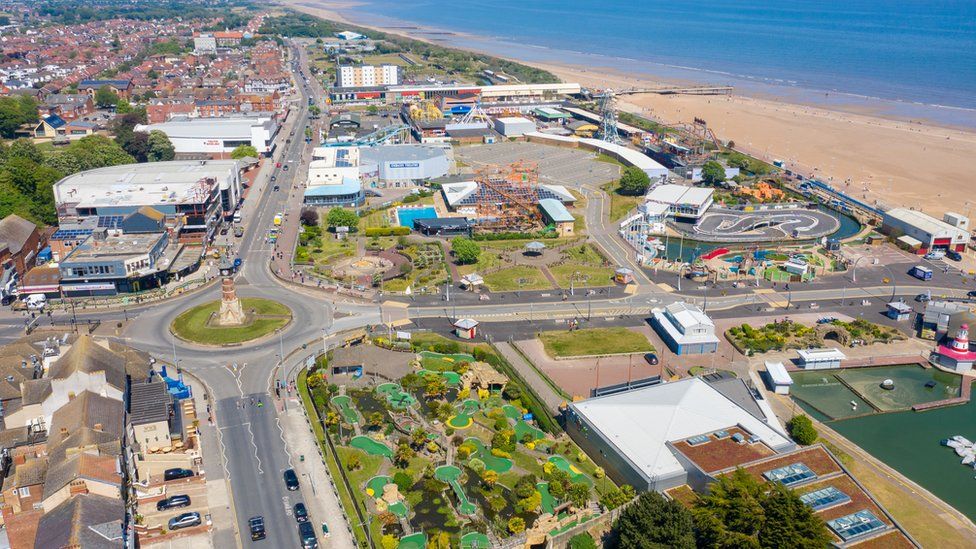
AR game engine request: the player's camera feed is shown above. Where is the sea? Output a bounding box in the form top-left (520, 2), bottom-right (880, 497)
top-left (339, 0), bottom-right (976, 129)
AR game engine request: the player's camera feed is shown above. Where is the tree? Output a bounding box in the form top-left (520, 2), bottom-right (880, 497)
top-left (786, 415), bottom-right (818, 445)
top-left (325, 207), bottom-right (359, 231)
top-left (409, 428), bottom-right (429, 449)
top-left (115, 99), bottom-right (134, 114)
top-left (567, 483), bottom-right (591, 509)
top-left (392, 471), bottom-right (413, 493)
top-left (568, 533), bottom-right (597, 549)
top-left (618, 166), bottom-right (651, 196)
top-left (393, 441), bottom-right (414, 468)
top-left (300, 208), bottom-right (319, 226)
top-left (701, 160), bottom-right (726, 186)
top-left (600, 484), bottom-right (635, 510)
top-left (508, 516), bottom-right (525, 534)
top-left (367, 411), bottom-right (385, 430)
top-left (230, 144), bottom-right (258, 159)
top-left (7, 138), bottom-right (43, 164)
top-left (47, 135), bottom-right (134, 174)
top-left (0, 96), bottom-right (38, 138)
top-left (94, 86), bottom-right (119, 108)
top-left (727, 152), bottom-right (750, 170)
top-left (423, 375), bottom-right (448, 399)
top-left (451, 237), bottom-right (481, 265)
top-left (758, 484), bottom-right (832, 549)
top-left (380, 534), bottom-right (398, 549)
top-left (147, 130), bottom-right (175, 162)
top-left (481, 469), bottom-right (498, 487)
top-left (117, 130), bottom-right (150, 162)
top-left (614, 491), bottom-right (695, 549)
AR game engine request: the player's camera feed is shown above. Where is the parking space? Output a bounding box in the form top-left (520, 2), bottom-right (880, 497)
top-left (138, 481), bottom-right (211, 529)
top-left (455, 141), bottom-right (619, 188)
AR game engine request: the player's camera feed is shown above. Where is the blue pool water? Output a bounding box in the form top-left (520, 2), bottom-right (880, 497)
top-left (398, 207), bottom-right (438, 228)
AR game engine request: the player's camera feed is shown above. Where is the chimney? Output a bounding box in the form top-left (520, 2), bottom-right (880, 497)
top-left (13, 454), bottom-right (26, 466)
top-left (69, 481), bottom-right (89, 496)
top-left (60, 427), bottom-right (68, 439)
top-left (93, 423), bottom-right (103, 431)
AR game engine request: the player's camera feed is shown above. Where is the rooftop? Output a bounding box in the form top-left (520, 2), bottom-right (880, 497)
top-left (539, 198), bottom-right (574, 223)
top-left (128, 379), bottom-right (172, 425)
top-left (885, 207), bottom-right (968, 237)
top-left (137, 116), bottom-right (274, 139)
top-left (359, 144), bottom-right (447, 164)
top-left (63, 232), bottom-right (165, 263)
top-left (646, 184), bottom-right (715, 207)
top-left (796, 347), bottom-right (847, 361)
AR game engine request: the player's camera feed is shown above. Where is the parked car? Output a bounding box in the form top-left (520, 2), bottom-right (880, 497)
top-left (284, 469), bottom-right (300, 491)
top-left (163, 468), bottom-right (194, 481)
top-left (643, 353), bottom-right (659, 365)
top-left (967, 290), bottom-right (976, 298)
top-left (924, 250), bottom-right (946, 260)
top-left (294, 502), bottom-right (309, 523)
top-left (283, 164), bottom-right (290, 171)
top-left (273, 185), bottom-right (280, 192)
top-left (915, 293), bottom-right (931, 303)
top-left (249, 516), bottom-right (266, 541)
top-left (156, 494), bottom-right (191, 511)
top-left (168, 512), bottom-right (201, 530)
top-left (234, 226), bottom-right (244, 238)
top-left (219, 226), bottom-right (229, 235)
top-left (298, 521), bottom-right (318, 548)
top-left (947, 250), bottom-right (963, 261)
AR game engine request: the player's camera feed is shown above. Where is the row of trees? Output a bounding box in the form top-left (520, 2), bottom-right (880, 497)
top-left (612, 470), bottom-right (832, 548)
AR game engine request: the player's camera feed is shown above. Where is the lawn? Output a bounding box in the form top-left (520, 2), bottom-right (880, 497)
top-left (539, 327), bottom-right (654, 358)
top-left (170, 298), bottom-right (290, 345)
top-left (601, 180), bottom-right (643, 222)
top-left (482, 266), bottom-right (551, 291)
top-left (549, 264), bottom-right (614, 288)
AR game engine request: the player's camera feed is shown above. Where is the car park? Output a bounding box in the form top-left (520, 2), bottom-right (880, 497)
top-left (156, 494), bottom-right (191, 511)
top-left (284, 469), bottom-right (300, 491)
top-left (298, 521), bottom-right (317, 548)
top-left (249, 516), bottom-right (266, 540)
top-left (163, 468), bottom-right (194, 481)
top-left (168, 512), bottom-right (201, 530)
top-left (294, 502), bottom-right (308, 523)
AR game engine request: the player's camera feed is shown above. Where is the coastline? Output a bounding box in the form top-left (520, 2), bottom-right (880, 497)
top-left (279, 0), bottom-right (976, 217)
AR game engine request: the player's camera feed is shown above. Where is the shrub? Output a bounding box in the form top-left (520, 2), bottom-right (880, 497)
top-left (786, 414), bottom-right (818, 445)
top-left (364, 226), bottom-right (411, 237)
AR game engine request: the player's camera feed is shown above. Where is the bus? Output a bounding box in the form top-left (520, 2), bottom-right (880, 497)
top-left (910, 265), bottom-right (933, 281)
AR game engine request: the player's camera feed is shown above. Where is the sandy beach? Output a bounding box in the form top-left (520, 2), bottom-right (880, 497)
top-left (282, 0), bottom-right (976, 218)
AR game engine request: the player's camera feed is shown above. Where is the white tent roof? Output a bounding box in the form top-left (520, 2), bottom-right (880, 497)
top-left (569, 377), bottom-right (791, 482)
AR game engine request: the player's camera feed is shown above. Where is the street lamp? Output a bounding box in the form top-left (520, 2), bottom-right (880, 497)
top-left (676, 263), bottom-right (691, 292)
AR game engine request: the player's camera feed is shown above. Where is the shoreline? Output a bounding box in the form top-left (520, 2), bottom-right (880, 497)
top-left (279, 0), bottom-right (976, 217)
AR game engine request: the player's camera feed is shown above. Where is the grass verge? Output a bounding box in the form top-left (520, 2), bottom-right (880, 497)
top-left (538, 327), bottom-right (654, 358)
top-left (600, 180), bottom-right (642, 222)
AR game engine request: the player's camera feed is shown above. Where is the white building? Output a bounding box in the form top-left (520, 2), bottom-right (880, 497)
top-left (796, 348), bottom-right (846, 370)
top-left (307, 146), bottom-right (361, 186)
top-left (651, 302), bottom-right (720, 355)
top-left (336, 64), bottom-right (400, 88)
top-left (882, 208), bottom-right (969, 254)
top-left (493, 116), bottom-right (536, 137)
top-left (566, 377), bottom-right (794, 491)
top-left (193, 34), bottom-right (217, 54)
top-left (764, 361), bottom-right (793, 395)
top-left (136, 116), bottom-right (279, 156)
top-left (359, 144), bottom-right (449, 182)
top-left (619, 201), bottom-right (668, 263)
top-left (645, 184), bottom-right (714, 220)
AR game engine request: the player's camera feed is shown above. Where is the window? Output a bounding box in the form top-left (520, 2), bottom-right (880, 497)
top-left (18, 486), bottom-right (30, 497)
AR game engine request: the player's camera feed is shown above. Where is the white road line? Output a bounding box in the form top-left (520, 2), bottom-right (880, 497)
top-left (245, 421), bottom-right (264, 475)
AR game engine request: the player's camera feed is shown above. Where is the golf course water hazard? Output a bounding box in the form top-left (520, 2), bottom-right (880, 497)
top-left (790, 365), bottom-right (976, 522)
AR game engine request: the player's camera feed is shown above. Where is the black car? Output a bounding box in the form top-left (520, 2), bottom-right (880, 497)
top-left (283, 165), bottom-right (290, 171)
top-left (947, 250), bottom-right (963, 261)
top-left (271, 175), bottom-right (277, 182)
top-left (156, 494), bottom-right (191, 511)
top-left (293, 502), bottom-right (309, 523)
top-left (249, 516), bottom-right (266, 541)
top-left (163, 468), bottom-right (194, 481)
top-left (219, 226), bottom-right (229, 235)
top-left (968, 290), bottom-right (976, 298)
top-left (273, 185), bottom-right (280, 192)
top-left (284, 469), bottom-right (300, 491)
top-left (298, 521), bottom-right (317, 549)
top-left (644, 353), bottom-right (659, 365)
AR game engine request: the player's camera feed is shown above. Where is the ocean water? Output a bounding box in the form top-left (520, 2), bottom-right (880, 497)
top-left (342, 0), bottom-right (976, 127)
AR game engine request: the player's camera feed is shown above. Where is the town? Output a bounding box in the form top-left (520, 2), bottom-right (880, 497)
top-left (0, 1), bottom-right (974, 548)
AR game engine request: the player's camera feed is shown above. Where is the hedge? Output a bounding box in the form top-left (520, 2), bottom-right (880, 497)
top-left (474, 346), bottom-right (561, 435)
top-left (364, 226), bottom-right (411, 237)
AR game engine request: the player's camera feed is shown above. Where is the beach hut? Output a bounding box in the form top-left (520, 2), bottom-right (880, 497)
top-left (524, 241), bottom-right (546, 255)
top-left (886, 301), bottom-right (913, 321)
top-left (453, 318), bottom-right (479, 340)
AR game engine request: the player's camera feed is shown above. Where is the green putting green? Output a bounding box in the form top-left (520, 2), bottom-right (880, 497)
top-left (503, 405), bottom-right (545, 442)
top-left (399, 532), bottom-right (427, 549)
top-left (375, 382), bottom-right (417, 409)
top-left (434, 465), bottom-right (477, 515)
top-left (366, 475), bottom-right (391, 498)
top-left (548, 455), bottom-right (592, 486)
top-left (460, 532), bottom-right (491, 548)
top-left (466, 438), bottom-right (512, 473)
top-left (330, 395), bottom-right (360, 425)
top-left (538, 482), bottom-right (557, 514)
top-left (418, 369), bottom-right (461, 387)
top-left (459, 399), bottom-right (480, 415)
top-left (388, 501), bottom-right (408, 518)
top-left (447, 412), bottom-right (473, 429)
top-left (502, 404), bottom-right (521, 420)
top-left (350, 436), bottom-right (393, 459)
top-left (419, 351), bottom-right (476, 371)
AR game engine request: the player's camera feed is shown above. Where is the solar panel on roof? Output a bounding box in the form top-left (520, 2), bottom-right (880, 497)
top-left (687, 435), bottom-right (710, 446)
top-left (800, 487), bottom-right (851, 511)
top-left (763, 463), bottom-right (817, 486)
top-left (827, 510), bottom-right (886, 540)
top-left (97, 215), bottom-right (124, 228)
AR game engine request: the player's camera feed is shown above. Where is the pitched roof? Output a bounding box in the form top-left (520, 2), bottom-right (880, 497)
top-left (42, 114), bottom-right (67, 128)
top-left (34, 494), bottom-right (124, 549)
top-left (4, 507), bottom-right (43, 549)
top-left (43, 452), bottom-right (120, 499)
top-left (0, 214), bottom-right (37, 255)
top-left (47, 336), bottom-right (127, 390)
top-left (127, 380), bottom-right (172, 425)
top-left (49, 392), bottom-right (124, 444)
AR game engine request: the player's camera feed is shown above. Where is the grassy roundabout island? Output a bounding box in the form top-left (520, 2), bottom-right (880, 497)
top-left (171, 297), bottom-right (292, 345)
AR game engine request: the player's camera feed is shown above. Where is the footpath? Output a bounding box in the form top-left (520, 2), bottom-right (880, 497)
top-left (494, 341), bottom-right (563, 414)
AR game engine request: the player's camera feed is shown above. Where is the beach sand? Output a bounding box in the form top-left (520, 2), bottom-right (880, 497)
top-left (282, 0), bottom-right (976, 218)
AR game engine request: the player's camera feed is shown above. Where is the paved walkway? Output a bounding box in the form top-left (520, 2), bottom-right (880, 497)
top-left (493, 341), bottom-right (563, 413)
top-left (280, 393), bottom-right (356, 549)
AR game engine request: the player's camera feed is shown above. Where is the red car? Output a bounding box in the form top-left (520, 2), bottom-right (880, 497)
top-left (276, 162), bottom-right (281, 168)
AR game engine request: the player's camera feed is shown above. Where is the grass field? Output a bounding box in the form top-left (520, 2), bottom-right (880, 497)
top-left (601, 180), bottom-right (643, 222)
top-left (482, 266), bottom-right (551, 291)
top-left (171, 298), bottom-right (290, 345)
top-left (539, 327), bottom-right (654, 358)
top-left (549, 264), bottom-right (614, 288)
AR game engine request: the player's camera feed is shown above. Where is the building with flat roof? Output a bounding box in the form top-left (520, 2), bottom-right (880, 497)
top-left (336, 64), bottom-right (400, 88)
top-left (652, 301), bottom-right (719, 355)
top-left (764, 361), bottom-right (793, 395)
top-left (796, 348), bottom-right (847, 369)
top-left (645, 184), bottom-right (715, 220)
top-left (59, 230), bottom-right (173, 295)
top-left (493, 116), bottom-right (536, 137)
top-left (359, 144), bottom-right (449, 182)
top-left (565, 377), bottom-right (794, 491)
top-left (136, 115), bottom-right (279, 157)
top-left (413, 217), bottom-right (472, 237)
top-left (53, 160), bottom-right (243, 238)
top-left (882, 208), bottom-right (969, 254)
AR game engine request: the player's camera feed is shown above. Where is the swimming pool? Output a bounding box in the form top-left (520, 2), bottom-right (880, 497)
top-left (398, 207), bottom-right (438, 228)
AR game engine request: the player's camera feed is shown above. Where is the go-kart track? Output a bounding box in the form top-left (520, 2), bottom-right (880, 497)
top-left (681, 207), bottom-right (841, 242)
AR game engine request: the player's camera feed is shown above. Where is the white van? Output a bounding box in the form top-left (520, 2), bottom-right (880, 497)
top-left (25, 294), bottom-right (46, 310)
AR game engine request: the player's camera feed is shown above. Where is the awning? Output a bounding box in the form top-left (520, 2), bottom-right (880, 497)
top-left (896, 235), bottom-right (922, 248)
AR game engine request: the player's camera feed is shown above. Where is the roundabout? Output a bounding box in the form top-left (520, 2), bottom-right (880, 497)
top-left (170, 296), bottom-right (292, 346)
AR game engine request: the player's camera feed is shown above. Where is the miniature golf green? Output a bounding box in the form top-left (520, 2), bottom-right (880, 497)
top-left (365, 475), bottom-right (391, 497)
top-left (459, 399), bottom-right (480, 415)
top-left (503, 405), bottom-right (545, 442)
top-left (418, 369), bottom-right (461, 387)
top-left (399, 532), bottom-right (427, 549)
top-left (537, 482), bottom-right (557, 514)
top-left (388, 501), bottom-right (408, 517)
top-left (350, 436), bottom-right (393, 459)
top-left (170, 297), bottom-right (291, 345)
top-left (330, 395), bottom-right (360, 425)
top-left (460, 532), bottom-right (491, 548)
top-left (419, 351), bottom-right (475, 371)
top-left (548, 455), bottom-right (592, 486)
top-left (466, 438), bottom-right (512, 473)
top-left (434, 465), bottom-right (477, 515)
top-left (447, 412), bottom-right (473, 429)
top-left (376, 382), bottom-right (417, 409)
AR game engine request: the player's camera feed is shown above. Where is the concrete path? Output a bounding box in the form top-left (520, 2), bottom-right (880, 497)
top-left (493, 341), bottom-right (563, 414)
